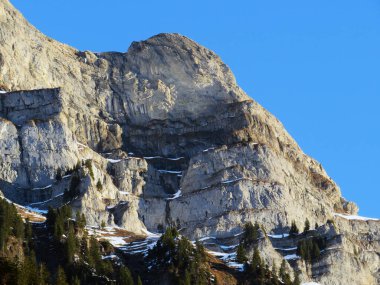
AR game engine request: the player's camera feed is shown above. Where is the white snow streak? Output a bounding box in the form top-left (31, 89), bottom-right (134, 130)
top-left (166, 190), bottom-right (182, 200)
top-left (158, 170), bottom-right (182, 174)
top-left (334, 213), bottom-right (379, 221)
top-left (107, 158), bottom-right (122, 163)
top-left (144, 156), bottom-right (184, 161)
top-left (268, 233), bottom-right (290, 239)
top-left (284, 254), bottom-right (300, 260)
top-left (274, 247), bottom-right (297, 251)
top-left (221, 178), bottom-right (243, 184)
top-left (32, 184), bottom-right (52, 190)
top-left (29, 193), bottom-right (64, 206)
top-left (76, 142), bottom-right (88, 148)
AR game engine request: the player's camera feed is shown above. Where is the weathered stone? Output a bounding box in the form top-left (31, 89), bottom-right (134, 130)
top-left (0, 0), bottom-right (378, 283)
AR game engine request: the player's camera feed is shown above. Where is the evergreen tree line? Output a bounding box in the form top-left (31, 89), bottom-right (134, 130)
top-left (296, 237), bottom-right (326, 264)
top-left (147, 227), bottom-right (211, 285)
top-left (0, 198), bottom-right (139, 285)
top-left (236, 222), bottom-right (300, 285)
top-left (242, 249), bottom-right (300, 285)
top-left (56, 160), bottom-right (83, 182)
top-left (59, 159), bottom-right (95, 202)
top-left (43, 206), bottom-right (140, 284)
top-left (0, 198), bottom-right (50, 284)
top-left (289, 218), bottom-right (319, 237)
top-left (0, 198), bottom-right (24, 251)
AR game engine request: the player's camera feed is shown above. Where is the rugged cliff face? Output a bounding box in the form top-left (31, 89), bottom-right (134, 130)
top-left (0, 1), bottom-right (378, 284)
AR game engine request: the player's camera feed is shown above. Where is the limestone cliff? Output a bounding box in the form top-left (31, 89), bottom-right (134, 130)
top-left (0, 1), bottom-right (378, 284)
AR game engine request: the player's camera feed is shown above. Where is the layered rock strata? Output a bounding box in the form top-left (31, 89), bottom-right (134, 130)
top-left (0, 0), bottom-right (378, 283)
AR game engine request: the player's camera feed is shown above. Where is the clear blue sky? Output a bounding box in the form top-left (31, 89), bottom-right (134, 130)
top-left (10, 0), bottom-right (380, 217)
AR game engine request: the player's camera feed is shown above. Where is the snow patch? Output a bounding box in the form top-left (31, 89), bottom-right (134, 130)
top-left (208, 250), bottom-right (236, 260)
top-left (166, 190), bottom-right (182, 200)
top-left (76, 142), bottom-right (88, 148)
top-left (334, 213), bottom-right (379, 221)
top-left (107, 158), bottom-right (122, 163)
top-left (221, 178), bottom-right (243, 184)
top-left (220, 244), bottom-right (239, 250)
top-left (158, 170), bottom-right (182, 174)
top-left (32, 184), bottom-right (52, 190)
top-left (198, 236), bottom-right (217, 242)
top-left (105, 236), bottom-right (128, 247)
top-left (274, 247), bottom-right (297, 251)
top-left (144, 156), bottom-right (184, 161)
top-left (29, 193), bottom-right (64, 206)
top-left (284, 254), bottom-right (300, 260)
top-left (167, 157), bottom-right (185, 161)
top-left (141, 229), bottom-right (161, 239)
top-left (24, 206), bottom-right (48, 214)
top-left (102, 255), bottom-right (118, 260)
top-left (268, 233), bottom-right (290, 239)
top-left (226, 261), bottom-right (244, 271)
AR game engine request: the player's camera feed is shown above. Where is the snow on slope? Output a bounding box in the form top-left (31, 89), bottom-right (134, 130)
top-left (334, 213), bottom-right (379, 221)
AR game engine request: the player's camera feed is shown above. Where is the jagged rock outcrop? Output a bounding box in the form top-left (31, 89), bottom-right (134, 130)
top-left (0, 0), bottom-right (378, 284)
top-left (0, 88), bottom-right (62, 125)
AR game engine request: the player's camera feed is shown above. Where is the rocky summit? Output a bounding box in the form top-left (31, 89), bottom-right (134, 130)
top-left (0, 1), bottom-right (379, 284)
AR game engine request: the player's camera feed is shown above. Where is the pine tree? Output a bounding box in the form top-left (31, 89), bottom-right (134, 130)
top-left (194, 239), bottom-right (206, 263)
top-left (289, 221), bottom-right (299, 236)
top-left (0, 257), bottom-right (18, 285)
top-left (88, 236), bottom-right (102, 269)
top-left (315, 222), bottom-right (319, 229)
top-left (242, 222), bottom-right (260, 246)
top-left (119, 266), bottom-right (134, 285)
top-left (96, 179), bottom-right (103, 191)
top-left (293, 273), bottom-right (301, 285)
top-left (251, 247), bottom-right (262, 272)
top-left (72, 276), bottom-right (81, 285)
top-left (12, 211), bottom-right (24, 239)
top-left (24, 218), bottom-right (34, 253)
top-left (182, 270), bottom-right (191, 285)
top-left (75, 211), bottom-right (86, 231)
top-left (56, 168), bottom-right (63, 181)
top-left (66, 223), bottom-right (77, 263)
top-left (75, 160), bottom-right (81, 170)
top-left (279, 260), bottom-right (287, 281)
top-left (56, 266), bottom-right (69, 285)
top-left (236, 244), bottom-right (248, 263)
top-left (38, 264), bottom-right (50, 285)
top-left (312, 243), bottom-right (320, 260)
top-left (271, 262), bottom-right (280, 285)
top-left (65, 173), bottom-right (81, 202)
top-left (304, 218), bottom-right (310, 233)
top-left (85, 159), bottom-right (95, 180)
top-left (24, 251), bottom-right (40, 285)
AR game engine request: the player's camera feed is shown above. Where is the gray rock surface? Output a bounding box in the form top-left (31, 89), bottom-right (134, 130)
top-left (0, 0), bottom-right (378, 284)
top-left (0, 88), bottom-right (62, 125)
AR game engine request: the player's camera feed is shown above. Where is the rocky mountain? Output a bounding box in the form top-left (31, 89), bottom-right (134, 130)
top-left (0, 0), bottom-right (379, 284)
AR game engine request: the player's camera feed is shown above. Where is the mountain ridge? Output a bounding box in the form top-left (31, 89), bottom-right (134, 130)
top-left (0, 0), bottom-right (379, 284)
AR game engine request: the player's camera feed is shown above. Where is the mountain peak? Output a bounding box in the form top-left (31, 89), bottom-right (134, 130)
top-left (0, 3), bottom-right (378, 285)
